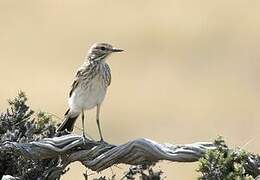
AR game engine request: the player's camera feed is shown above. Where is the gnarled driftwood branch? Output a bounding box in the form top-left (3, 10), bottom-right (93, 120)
top-left (2, 134), bottom-right (215, 179)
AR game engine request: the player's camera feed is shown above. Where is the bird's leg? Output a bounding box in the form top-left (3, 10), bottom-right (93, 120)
top-left (96, 104), bottom-right (104, 142)
top-left (81, 109), bottom-right (86, 139)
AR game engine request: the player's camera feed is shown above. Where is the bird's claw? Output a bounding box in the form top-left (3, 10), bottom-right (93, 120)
top-left (98, 139), bottom-right (108, 144)
top-left (55, 129), bottom-right (71, 137)
top-left (81, 134), bottom-right (88, 144)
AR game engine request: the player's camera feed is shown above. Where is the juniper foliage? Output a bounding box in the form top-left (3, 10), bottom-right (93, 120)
top-left (0, 92), bottom-right (58, 179)
top-left (198, 137), bottom-right (260, 180)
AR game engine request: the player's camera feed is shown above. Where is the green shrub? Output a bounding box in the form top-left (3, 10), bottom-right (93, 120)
top-left (198, 137), bottom-right (260, 180)
top-left (0, 92), bottom-right (58, 179)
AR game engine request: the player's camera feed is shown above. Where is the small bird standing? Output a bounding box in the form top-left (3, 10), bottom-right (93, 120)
top-left (56, 43), bottom-right (123, 141)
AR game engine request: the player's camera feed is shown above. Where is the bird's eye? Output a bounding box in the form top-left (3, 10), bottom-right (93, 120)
top-left (100, 47), bottom-right (106, 51)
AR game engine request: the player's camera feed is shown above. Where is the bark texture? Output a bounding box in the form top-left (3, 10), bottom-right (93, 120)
top-left (2, 134), bottom-right (215, 179)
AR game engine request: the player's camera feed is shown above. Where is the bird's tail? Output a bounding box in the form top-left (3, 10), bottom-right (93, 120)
top-left (56, 109), bottom-right (79, 132)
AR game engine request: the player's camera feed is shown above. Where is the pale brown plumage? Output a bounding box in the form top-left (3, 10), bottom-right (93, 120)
top-left (56, 43), bottom-right (123, 141)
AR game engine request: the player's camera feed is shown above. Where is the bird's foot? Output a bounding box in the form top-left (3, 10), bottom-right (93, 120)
top-left (98, 138), bottom-right (108, 144)
top-left (55, 129), bottom-right (71, 137)
top-left (81, 135), bottom-right (88, 145)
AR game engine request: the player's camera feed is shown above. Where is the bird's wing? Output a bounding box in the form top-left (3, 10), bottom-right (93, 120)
top-left (104, 63), bottom-right (111, 87)
top-left (69, 63), bottom-right (92, 97)
top-left (69, 70), bottom-right (82, 98)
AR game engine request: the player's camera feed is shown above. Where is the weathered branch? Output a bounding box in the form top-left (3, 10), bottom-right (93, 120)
top-left (2, 134), bottom-right (216, 179)
top-left (1, 93), bottom-right (259, 179)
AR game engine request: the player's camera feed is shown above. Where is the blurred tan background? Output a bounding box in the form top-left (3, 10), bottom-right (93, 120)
top-left (0, 0), bottom-right (260, 179)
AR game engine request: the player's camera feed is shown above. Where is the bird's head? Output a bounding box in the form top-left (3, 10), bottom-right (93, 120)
top-left (87, 43), bottom-right (123, 63)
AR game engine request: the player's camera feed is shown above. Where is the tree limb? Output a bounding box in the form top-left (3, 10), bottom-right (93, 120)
top-left (2, 134), bottom-right (216, 179)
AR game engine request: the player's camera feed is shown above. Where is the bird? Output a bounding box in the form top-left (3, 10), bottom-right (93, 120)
top-left (56, 42), bottom-right (123, 141)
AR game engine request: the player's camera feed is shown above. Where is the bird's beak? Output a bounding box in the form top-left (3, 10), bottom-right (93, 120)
top-left (111, 47), bottom-right (124, 52)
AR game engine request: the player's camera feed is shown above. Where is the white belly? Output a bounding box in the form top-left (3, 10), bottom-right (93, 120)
top-left (68, 75), bottom-right (107, 112)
